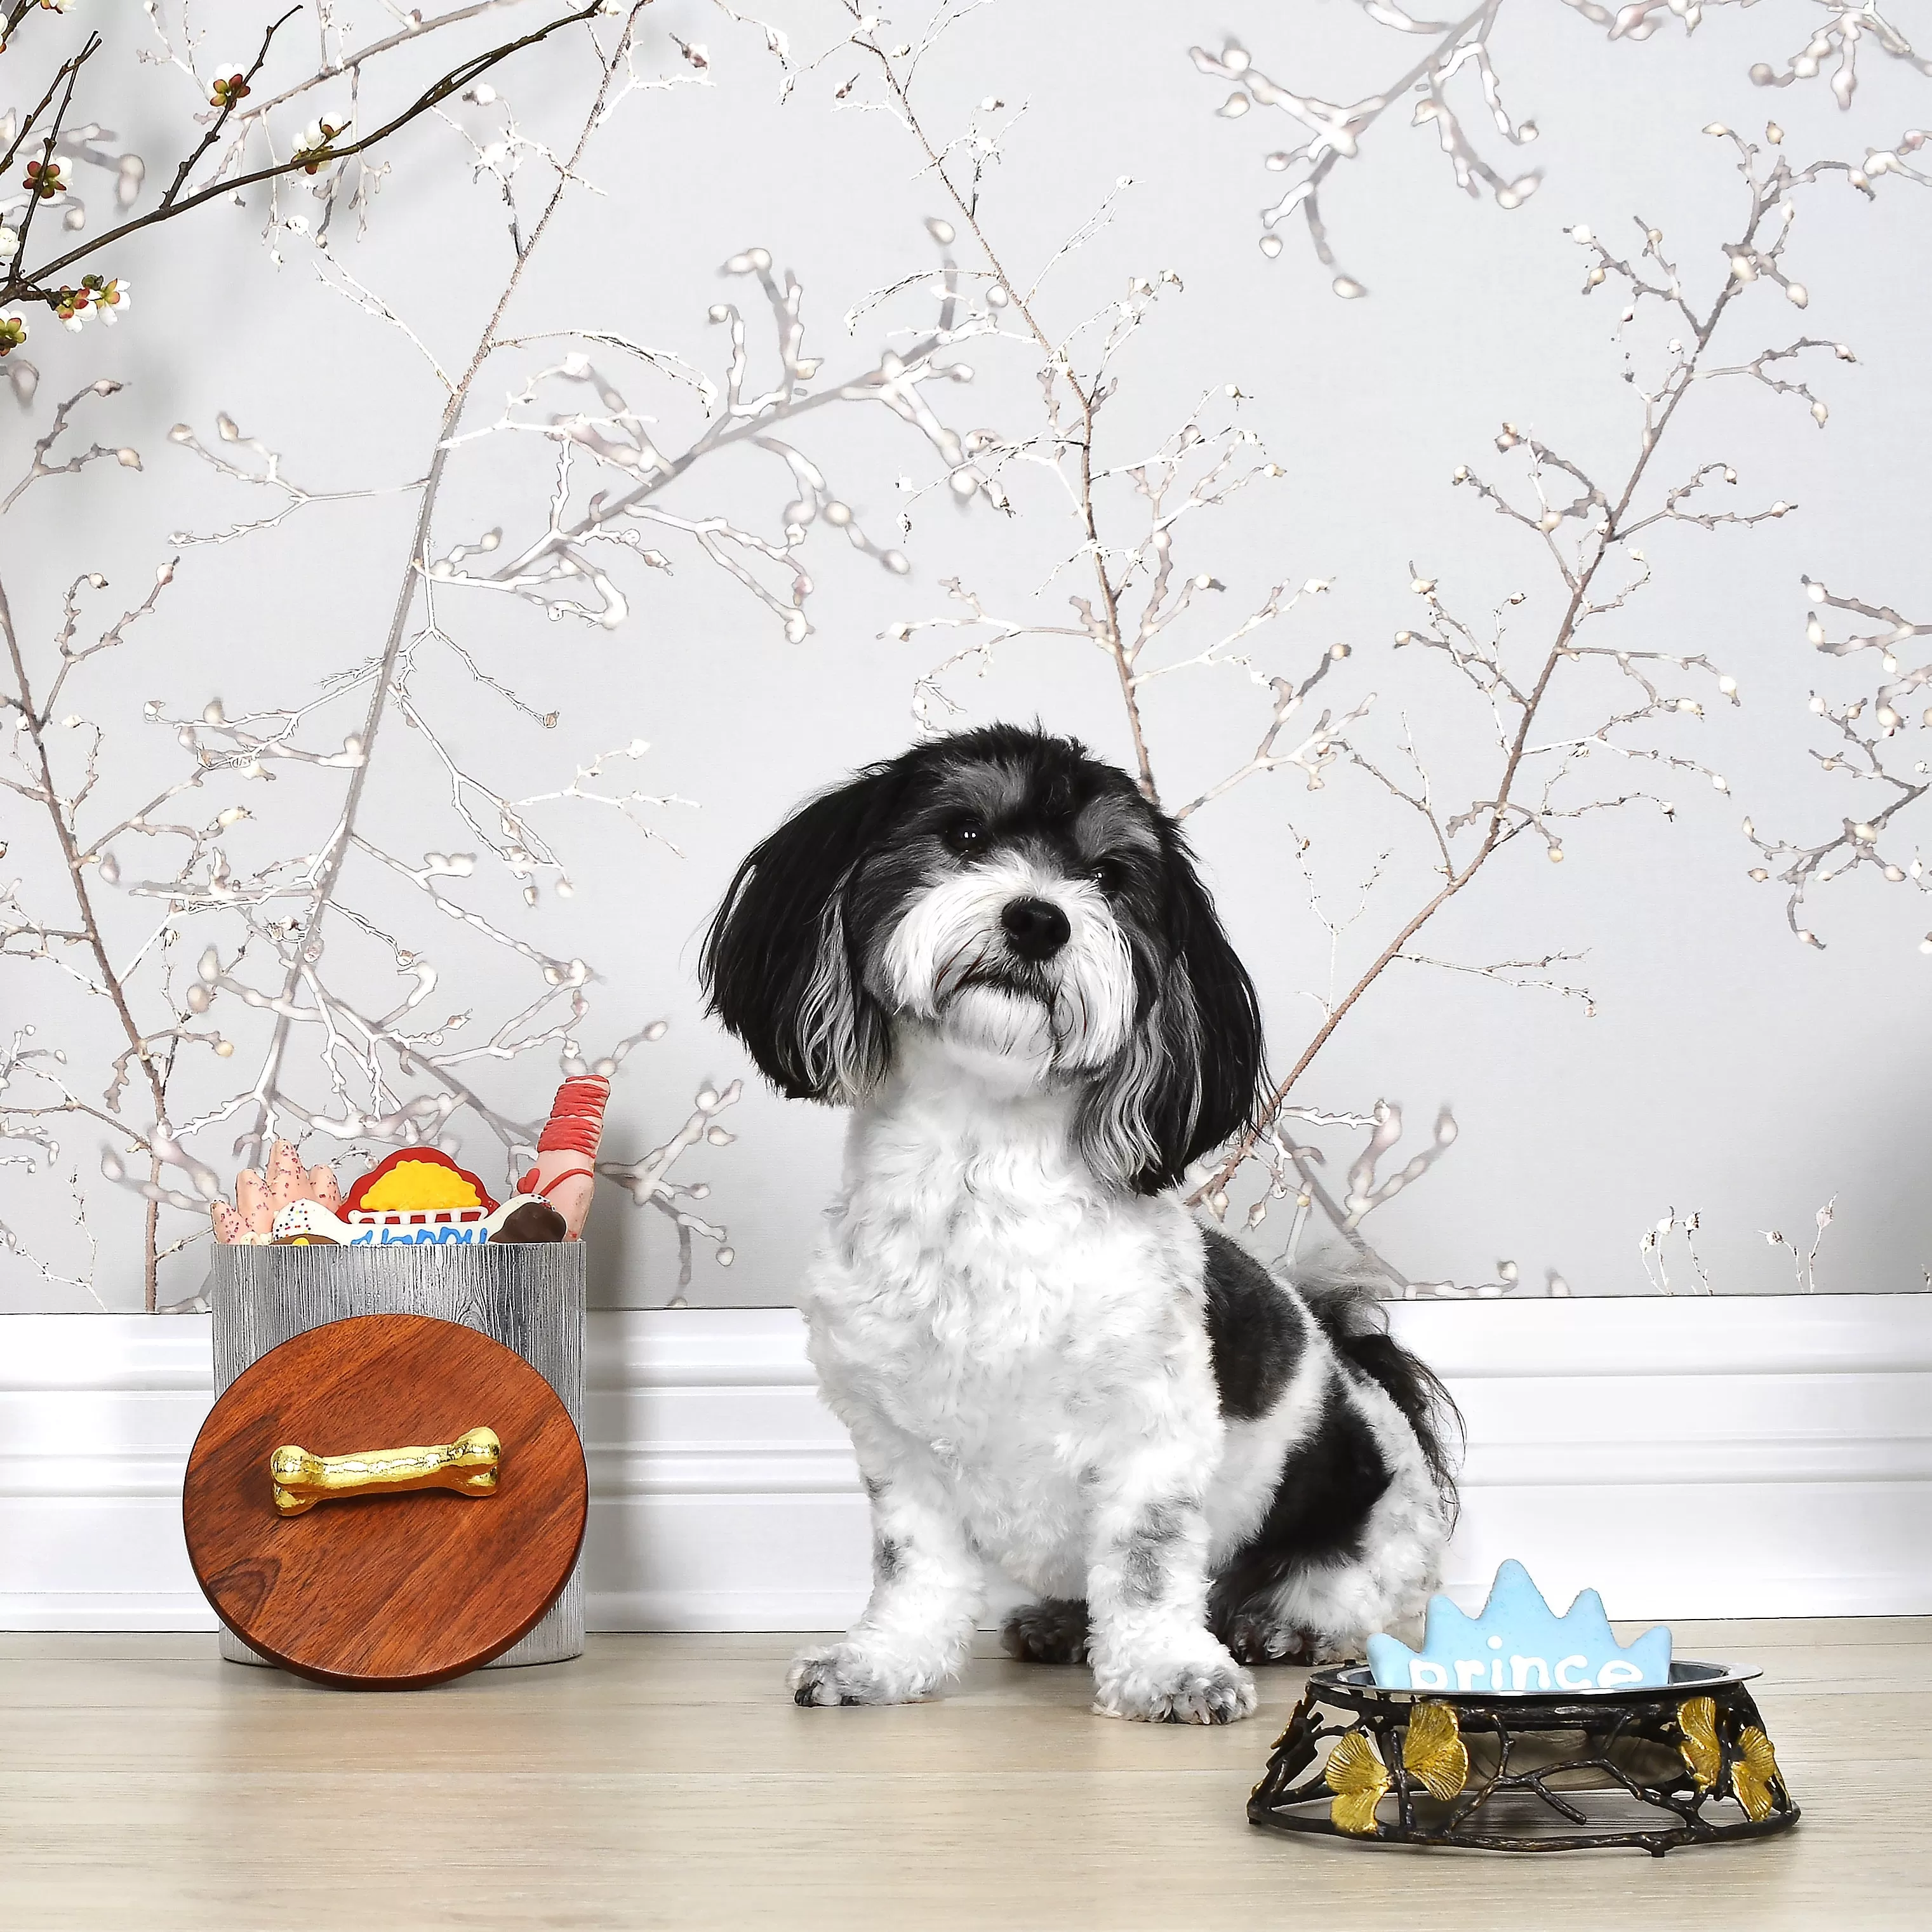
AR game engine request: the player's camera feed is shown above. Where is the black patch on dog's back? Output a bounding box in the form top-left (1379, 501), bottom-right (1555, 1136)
top-left (1202, 1227), bottom-right (1307, 1422)
top-left (1207, 1379), bottom-right (1394, 1631)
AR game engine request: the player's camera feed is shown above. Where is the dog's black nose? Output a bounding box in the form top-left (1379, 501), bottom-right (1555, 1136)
top-left (1001, 896), bottom-right (1070, 961)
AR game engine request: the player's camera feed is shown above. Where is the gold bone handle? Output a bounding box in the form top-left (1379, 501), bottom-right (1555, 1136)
top-left (269, 1426), bottom-right (501, 1517)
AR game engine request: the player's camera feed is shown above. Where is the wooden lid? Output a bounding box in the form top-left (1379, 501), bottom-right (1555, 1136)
top-left (183, 1313), bottom-right (587, 1688)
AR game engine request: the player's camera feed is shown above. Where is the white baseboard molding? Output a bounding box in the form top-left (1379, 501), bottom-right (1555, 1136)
top-left (4, 1296), bottom-right (1929, 1631)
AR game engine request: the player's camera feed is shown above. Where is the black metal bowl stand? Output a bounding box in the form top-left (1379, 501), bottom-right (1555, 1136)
top-left (1249, 1666), bottom-right (1800, 1855)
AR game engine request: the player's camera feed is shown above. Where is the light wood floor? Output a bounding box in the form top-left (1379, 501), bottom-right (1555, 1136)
top-left (0, 1620), bottom-right (1921, 1931)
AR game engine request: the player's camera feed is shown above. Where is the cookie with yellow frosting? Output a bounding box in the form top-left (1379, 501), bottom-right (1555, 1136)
top-left (343, 1148), bottom-right (498, 1219)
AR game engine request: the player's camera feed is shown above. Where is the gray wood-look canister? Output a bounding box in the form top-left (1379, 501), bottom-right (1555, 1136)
top-left (207, 1241), bottom-right (586, 1669)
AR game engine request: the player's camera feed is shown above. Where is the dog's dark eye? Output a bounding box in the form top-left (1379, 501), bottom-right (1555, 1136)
top-left (943, 818), bottom-right (986, 855)
top-left (1088, 857), bottom-right (1123, 893)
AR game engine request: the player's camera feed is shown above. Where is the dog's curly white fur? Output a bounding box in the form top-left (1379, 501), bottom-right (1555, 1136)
top-left (704, 727), bottom-right (1457, 1724)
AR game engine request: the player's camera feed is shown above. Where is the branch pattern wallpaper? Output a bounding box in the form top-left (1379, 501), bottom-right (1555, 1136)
top-left (3, 0), bottom-right (1929, 1309)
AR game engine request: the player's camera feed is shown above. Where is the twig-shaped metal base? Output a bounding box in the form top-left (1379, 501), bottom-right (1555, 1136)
top-left (1249, 1668), bottom-right (1799, 1855)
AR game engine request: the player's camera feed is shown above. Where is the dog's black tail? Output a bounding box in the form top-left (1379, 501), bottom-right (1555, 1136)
top-left (1291, 1256), bottom-right (1463, 1521)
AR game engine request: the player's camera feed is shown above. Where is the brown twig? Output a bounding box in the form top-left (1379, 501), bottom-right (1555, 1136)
top-left (230, 0), bottom-right (553, 124)
top-left (157, 7), bottom-right (303, 211)
top-left (4, 33), bottom-right (100, 304)
top-left (0, 31), bottom-right (90, 177)
top-left (1, 3), bottom-right (602, 308)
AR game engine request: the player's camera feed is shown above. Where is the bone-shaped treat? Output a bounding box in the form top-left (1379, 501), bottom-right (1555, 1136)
top-left (269, 1425), bottom-right (501, 1516)
top-left (267, 1194), bottom-right (559, 1244)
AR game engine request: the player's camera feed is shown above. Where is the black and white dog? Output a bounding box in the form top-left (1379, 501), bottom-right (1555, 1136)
top-left (702, 726), bottom-right (1456, 1724)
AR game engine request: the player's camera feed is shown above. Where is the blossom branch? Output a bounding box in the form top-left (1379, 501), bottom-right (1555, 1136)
top-left (2, 2), bottom-right (605, 311)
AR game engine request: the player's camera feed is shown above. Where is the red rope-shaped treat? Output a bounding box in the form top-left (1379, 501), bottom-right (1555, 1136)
top-left (536, 1076), bottom-right (610, 1156)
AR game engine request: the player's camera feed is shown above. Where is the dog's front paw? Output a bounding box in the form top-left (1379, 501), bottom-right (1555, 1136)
top-left (787, 1640), bottom-right (936, 1708)
top-left (1091, 1641), bottom-right (1258, 1726)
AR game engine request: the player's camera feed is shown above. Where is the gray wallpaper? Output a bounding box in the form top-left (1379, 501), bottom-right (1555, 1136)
top-left (3, 0), bottom-right (1929, 1310)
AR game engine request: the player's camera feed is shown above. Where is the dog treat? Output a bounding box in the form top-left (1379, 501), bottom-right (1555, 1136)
top-left (256, 1147), bottom-right (506, 1243)
top-left (233, 1164), bottom-right (267, 1231)
top-left (265, 1138), bottom-right (308, 1210)
top-left (269, 1425), bottom-right (502, 1516)
top-left (492, 1199), bottom-right (568, 1244)
top-left (211, 1140), bottom-right (342, 1244)
top-left (343, 1147), bottom-right (498, 1218)
top-left (267, 1199), bottom-right (353, 1244)
top-left (512, 1075), bottom-right (611, 1239)
top-left (209, 1087), bottom-right (606, 1249)
top-left (271, 1189), bottom-right (562, 1246)
top-left (1367, 1558), bottom-right (1673, 1693)
top-left (213, 1200), bottom-right (270, 1246)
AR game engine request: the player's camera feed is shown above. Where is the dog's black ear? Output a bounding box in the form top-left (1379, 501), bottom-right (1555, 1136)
top-left (1163, 837), bottom-right (1265, 1175)
top-left (700, 769), bottom-right (894, 1103)
top-left (1076, 829), bottom-right (1263, 1194)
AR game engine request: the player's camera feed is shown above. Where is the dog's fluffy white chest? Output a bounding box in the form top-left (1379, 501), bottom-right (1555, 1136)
top-left (800, 1039), bottom-right (1216, 1590)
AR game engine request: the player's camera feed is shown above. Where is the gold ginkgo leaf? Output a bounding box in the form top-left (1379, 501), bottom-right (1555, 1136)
top-left (1402, 1700), bottom-right (1469, 1802)
top-left (1731, 1726), bottom-right (1785, 1822)
top-left (1324, 1728), bottom-right (1390, 1837)
top-left (1677, 1696), bottom-right (1721, 1792)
